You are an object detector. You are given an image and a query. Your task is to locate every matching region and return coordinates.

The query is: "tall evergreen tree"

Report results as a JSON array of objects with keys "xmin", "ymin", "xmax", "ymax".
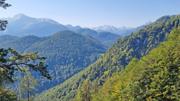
[{"xmin": 20, "ymin": 72, "xmax": 38, "ymax": 101}]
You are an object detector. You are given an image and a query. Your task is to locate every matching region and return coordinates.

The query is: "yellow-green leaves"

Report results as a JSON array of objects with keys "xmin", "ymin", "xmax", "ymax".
[{"xmin": 92, "ymin": 28, "xmax": 180, "ymax": 101}]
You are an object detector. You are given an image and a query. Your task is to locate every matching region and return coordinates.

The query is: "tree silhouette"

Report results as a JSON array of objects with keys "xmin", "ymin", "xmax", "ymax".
[
  {"xmin": 0, "ymin": 0, "xmax": 11, "ymax": 30},
  {"xmin": 0, "ymin": 1, "xmax": 51, "ymax": 100}
]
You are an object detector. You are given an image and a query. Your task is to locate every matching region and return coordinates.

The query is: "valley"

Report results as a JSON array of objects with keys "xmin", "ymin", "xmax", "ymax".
[{"xmin": 0, "ymin": 1, "xmax": 180, "ymax": 101}]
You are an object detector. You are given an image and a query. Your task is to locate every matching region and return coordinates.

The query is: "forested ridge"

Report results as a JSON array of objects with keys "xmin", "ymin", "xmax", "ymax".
[
  {"xmin": 1, "ymin": 0, "xmax": 180, "ymax": 101},
  {"xmin": 76, "ymin": 28, "xmax": 180, "ymax": 101},
  {"xmin": 34, "ymin": 15, "xmax": 180, "ymax": 101},
  {"xmin": 0, "ymin": 30, "xmax": 106, "ymax": 92}
]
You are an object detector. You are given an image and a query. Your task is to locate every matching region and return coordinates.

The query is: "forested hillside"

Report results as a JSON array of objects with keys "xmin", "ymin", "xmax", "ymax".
[
  {"xmin": 1, "ymin": 0, "xmax": 180, "ymax": 101},
  {"xmin": 0, "ymin": 30, "xmax": 106, "ymax": 92},
  {"xmin": 84, "ymin": 28, "xmax": 180, "ymax": 101},
  {"xmin": 0, "ymin": 35, "xmax": 43, "ymax": 52},
  {"xmin": 74, "ymin": 28, "xmax": 120, "ymax": 47},
  {"xmin": 34, "ymin": 15, "xmax": 180, "ymax": 101}
]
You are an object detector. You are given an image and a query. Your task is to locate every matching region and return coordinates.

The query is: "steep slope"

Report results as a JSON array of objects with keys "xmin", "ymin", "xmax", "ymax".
[
  {"xmin": 34, "ymin": 15, "xmax": 180, "ymax": 101},
  {"xmin": 0, "ymin": 31, "xmax": 106, "ymax": 92},
  {"xmin": 90, "ymin": 28, "xmax": 180, "ymax": 101},
  {"xmin": 26, "ymin": 30, "xmax": 106, "ymax": 68},
  {"xmin": 96, "ymin": 32, "xmax": 120, "ymax": 47},
  {"xmin": 25, "ymin": 31, "xmax": 106, "ymax": 91}
]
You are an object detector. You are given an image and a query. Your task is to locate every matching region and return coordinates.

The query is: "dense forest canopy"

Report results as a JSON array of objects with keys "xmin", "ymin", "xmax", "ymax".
[
  {"xmin": 1, "ymin": 1, "xmax": 180, "ymax": 101},
  {"xmin": 34, "ymin": 15, "xmax": 180, "ymax": 101},
  {"xmin": 86, "ymin": 28, "xmax": 180, "ymax": 101}
]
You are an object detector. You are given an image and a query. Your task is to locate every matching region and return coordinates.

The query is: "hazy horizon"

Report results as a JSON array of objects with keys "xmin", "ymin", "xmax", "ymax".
[{"xmin": 1, "ymin": 0, "xmax": 180, "ymax": 28}]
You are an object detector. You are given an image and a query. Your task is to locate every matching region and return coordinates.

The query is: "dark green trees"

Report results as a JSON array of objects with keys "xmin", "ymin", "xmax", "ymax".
[{"xmin": 132, "ymin": 29, "xmax": 180, "ymax": 101}]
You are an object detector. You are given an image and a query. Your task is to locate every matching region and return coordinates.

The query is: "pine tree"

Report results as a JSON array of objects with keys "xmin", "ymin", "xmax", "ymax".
[{"xmin": 20, "ymin": 72, "xmax": 37, "ymax": 101}]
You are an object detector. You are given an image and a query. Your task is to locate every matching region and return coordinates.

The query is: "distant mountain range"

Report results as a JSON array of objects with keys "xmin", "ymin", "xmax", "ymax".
[
  {"xmin": 0, "ymin": 14, "xmax": 133, "ymax": 46},
  {"xmin": 1, "ymin": 13, "xmax": 179, "ymax": 101},
  {"xmin": 93, "ymin": 25, "xmax": 135, "ymax": 36},
  {"xmin": 0, "ymin": 14, "xmax": 134, "ymax": 93},
  {"xmin": 0, "ymin": 14, "xmax": 133, "ymax": 37}
]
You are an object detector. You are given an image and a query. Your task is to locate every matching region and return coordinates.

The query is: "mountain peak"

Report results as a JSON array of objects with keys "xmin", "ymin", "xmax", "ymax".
[
  {"xmin": 1, "ymin": 14, "xmax": 69, "ymax": 37},
  {"xmin": 13, "ymin": 14, "xmax": 32, "ymax": 20}
]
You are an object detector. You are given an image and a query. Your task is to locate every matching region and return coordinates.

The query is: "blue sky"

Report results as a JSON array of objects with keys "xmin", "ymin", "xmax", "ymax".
[{"xmin": 1, "ymin": 0, "xmax": 180, "ymax": 27}]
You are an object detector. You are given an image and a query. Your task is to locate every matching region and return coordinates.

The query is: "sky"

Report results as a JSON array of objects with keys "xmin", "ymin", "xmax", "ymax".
[{"xmin": 1, "ymin": 0, "xmax": 180, "ymax": 28}]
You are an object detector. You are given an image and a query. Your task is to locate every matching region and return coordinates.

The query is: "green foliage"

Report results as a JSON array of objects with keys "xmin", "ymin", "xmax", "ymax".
[
  {"xmin": 0, "ymin": 31, "xmax": 106, "ymax": 92},
  {"xmin": 35, "ymin": 15, "xmax": 180, "ymax": 101},
  {"xmin": 0, "ymin": 48, "xmax": 51, "ymax": 82},
  {"xmin": 0, "ymin": 48, "xmax": 50, "ymax": 101},
  {"xmin": 92, "ymin": 28, "xmax": 180, "ymax": 101},
  {"xmin": 0, "ymin": 88, "xmax": 16, "ymax": 101},
  {"xmin": 74, "ymin": 80, "xmax": 92, "ymax": 101},
  {"xmin": 19, "ymin": 72, "xmax": 38, "ymax": 101}
]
